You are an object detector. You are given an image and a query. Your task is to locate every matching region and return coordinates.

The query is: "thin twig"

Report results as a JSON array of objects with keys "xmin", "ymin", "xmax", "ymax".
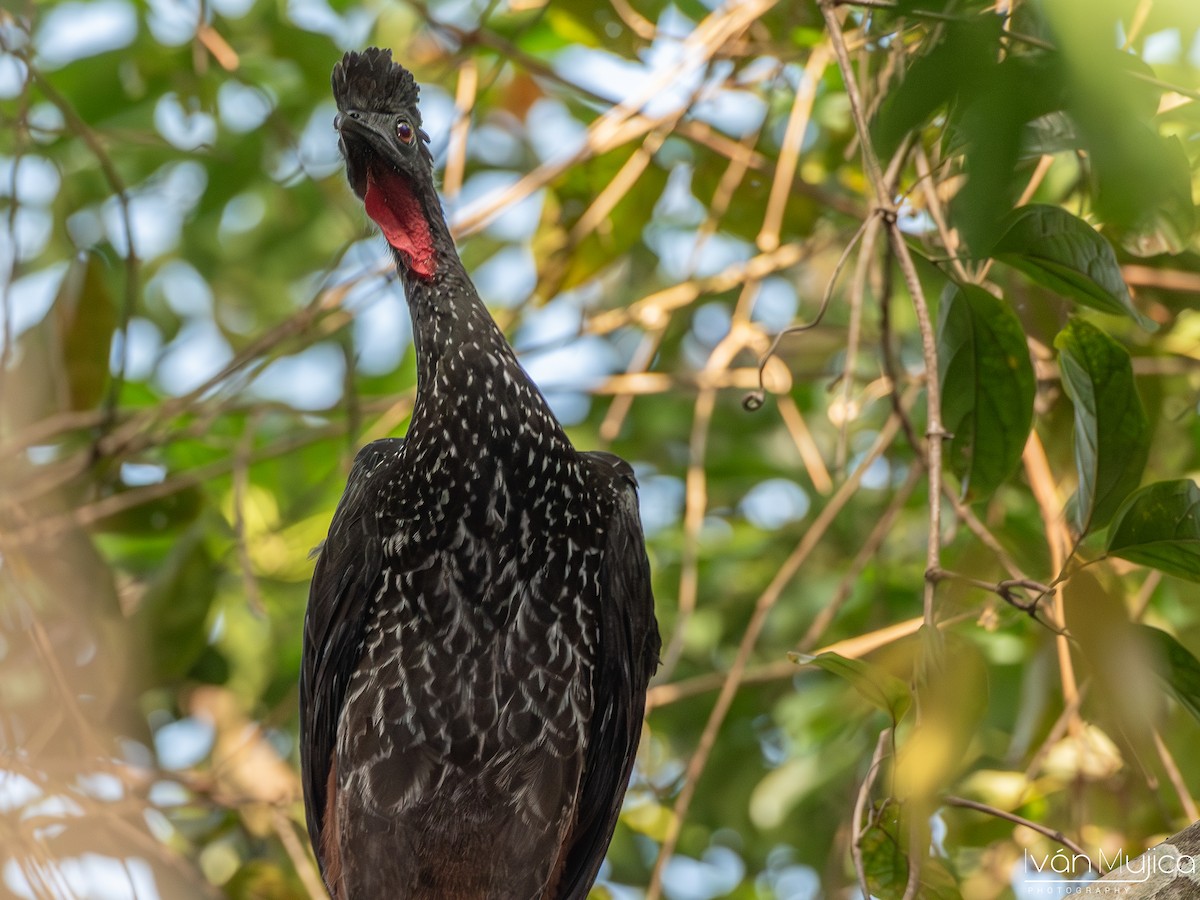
[
  {"xmin": 946, "ymin": 796, "xmax": 1094, "ymax": 867},
  {"xmin": 853, "ymin": 729, "xmax": 893, "ymax": 896},
  {"xmin": 659, "ymin": 322, "xmax": 766, "ymax": 680},
  {"xmin": 746, "ymin": 220, "xmax": 869, "ymax": 411},
  {"xmin": 443, "ymin": 57, "xmax": 477, "ymax": 199},
  {"xmin": 1152, "ymin": 731, "xmax": 1199, "ymax": 823},
  {"xmin": 232, "ymin": 413, "xmax": 266, "ymax": 616},
  {"xmin": 448, "ymin": 0, "xmax": 779, "ymax": 237},
  {"xmin": 273, "ymin": 809, "xmax": 328, "ymax": 900},
  {"xmin": 799, "ymin": 464, "xmax": 922, "ymax": 652}
]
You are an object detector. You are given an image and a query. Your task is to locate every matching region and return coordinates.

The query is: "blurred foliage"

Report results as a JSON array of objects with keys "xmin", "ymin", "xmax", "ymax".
[{"xmin": 1, "ymin": 0, "xmax": 1200, "ymax": 898}]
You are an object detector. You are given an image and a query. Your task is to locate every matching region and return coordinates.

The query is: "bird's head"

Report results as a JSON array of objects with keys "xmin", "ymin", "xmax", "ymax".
[{"xmin": 332, "ymin": 48, "xmax": 439, "ymax": 279}]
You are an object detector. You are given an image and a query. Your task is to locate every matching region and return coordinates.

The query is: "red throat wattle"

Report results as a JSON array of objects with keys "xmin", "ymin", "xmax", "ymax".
[{"xmin": 364, "ymin": 166, "xmax": 436, "ymax": 279}]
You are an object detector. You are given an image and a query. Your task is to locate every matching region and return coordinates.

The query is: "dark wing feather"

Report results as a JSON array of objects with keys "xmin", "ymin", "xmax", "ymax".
[
  {"xmin": 299, "ymin": 438, "xmax": 403, "ymax": 873},
  {"xmin": 559, "ymin": 451, "xmax": 661, "ymax": 900}
]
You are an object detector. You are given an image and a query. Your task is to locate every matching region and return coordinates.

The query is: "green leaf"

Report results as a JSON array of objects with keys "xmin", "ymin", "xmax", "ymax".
[
  {"xmin": 949, "ymin": 55, "xmax": 1067, "ymax": 253},
  {"xmin": 937, "ymin": 283, "xmax": 1035, "ymax": 500},
  {"xmin": 1136, "ymin": 625, "xmax": 1200, "ymax": 727},
  {"xmin": 791, "ymin": 651, "xmax": 911, "ymax": 722},
  {"xmin": 1055, "ymin": 318, "xmax": 1149, "ymax": 534},
  {"xmin": 53, "ymin": 253, "xmax": 117, "ymax": 411},
  {"xmin": 992, "ymin": 205, "xmax": 1155, "ymax": 330},
  {"xmin": 871, "ymin": 16, "xmax": 1002, "ymax": 159},
  {"xmin": 135, "ymin": 524, "xmax": 218, "ymax": 684},
  {"xmin": 90, "ymin": 482, "xmax": 206, "ymax": 535},
  {"xmin": 1107, "ymin": 480, "xmax": 1200, "ymax": 581},
  {"xmin": 860, "ymin": 801, "xmax": 960, "ymax": 900}
]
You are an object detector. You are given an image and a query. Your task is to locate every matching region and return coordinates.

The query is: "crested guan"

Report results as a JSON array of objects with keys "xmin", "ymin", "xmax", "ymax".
[{"xmin": 299, "ymin": 48, "xmax": 661, "ymax": 900}]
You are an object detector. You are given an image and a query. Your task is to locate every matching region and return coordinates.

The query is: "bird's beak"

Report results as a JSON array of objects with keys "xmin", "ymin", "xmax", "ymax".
[
  {"xmin": 335, "ymin": 109, "xmax": 438, "ymax": 279},
  {"xmin": 336, "ymin": 112, "xmax": 406, "ymax": 201}
]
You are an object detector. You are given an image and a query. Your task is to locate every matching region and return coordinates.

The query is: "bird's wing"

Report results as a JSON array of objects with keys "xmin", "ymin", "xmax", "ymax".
[
  {"xmin": 559, "ymin": 451, "xmax": 661, "ymax": 900},
  {"xmin": 299, "ymin": 438, "xmax": 403, "ymax": 868}
]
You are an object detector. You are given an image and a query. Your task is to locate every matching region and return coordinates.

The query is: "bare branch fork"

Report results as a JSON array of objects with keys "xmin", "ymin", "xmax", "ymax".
[{"xmin": 816, "ymin": 0, "xmax": 946, "ymax": 630}]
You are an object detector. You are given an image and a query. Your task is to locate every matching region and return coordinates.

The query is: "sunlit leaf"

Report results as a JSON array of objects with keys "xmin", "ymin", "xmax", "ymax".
[
  {"xmin": 1107, "ymin": 480, "xmax": 1200, "ymax": 581},
  {"xmin": 1041, "ymin": 5, "xmax": 1198, "ymax": 247},
  {"xmin": 1055, "ymin": 318, "xmax": 1149, "ymax": 534},
  {"xmin": 896, "ymin": 629, "xmax": 987, "ymax": 803},
  {"xmin": 1063, "ymin": 570, "xmax": 1157, "ymax": 757},
  {"xmin": 791, "ymin": 650, "xmax": 911, "ymax": 722},
  {"xmin": 992, "ymin": 205, "xmax": 1155, "ymax": 330},
  {"xmin": 620, "ymin": 801, "xmax": 676, "ymax": 842},
  {"xmin": 937, "ymin": 283, "xmax": 1035, "ymax": 500}
]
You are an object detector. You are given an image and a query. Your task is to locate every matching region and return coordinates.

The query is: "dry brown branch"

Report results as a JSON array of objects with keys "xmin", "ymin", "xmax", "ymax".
[
  {"xmin": 570, "ymin": 125, "xmax": 671, "ymax": 243},
  {"xmin": 594, "ymin": 363, "xmax": 793, "ymax": 396},
  {"xmin": 450, "ymin": 0, "xmax": 779, "ymax": 237},
  {"xmin": 443, "ymin": 57, "xmax": 478, "ymax": 199},
  {"xmin": 274, "ymin": 809, "xmax": 328, "ymax": 900},
  {"xmin": 1123, "ymin": 265, "xmax": 1200, "ymax": 293},
  {"xmin": 608, "ymin": 0, "xmax": 656, "ymax": 39},
  {"xmin": 588, "ymin": 241, "xmax": 810, "ymax": 336},
  {"xmin": 834, "ymin": 214, "xmax": 878, "ymax": 470},
  {"xmin": 598, "ymin": 327, "xmax": 665, "ymax": 443},
  {"xmin": 1021, "ymin": 430, "xmax": 1081, "ymax": 721},
  {"xmin": 912, "ymin": 144, "xmax": 969, "ymax": 282},
  {"xmin": 196, "ymin": 22, "xmax": 239, "ymax": 72},
  {"xmin": 688, "ymin": 118, "xmax": 771, "ymax": 276},
  {"xmin": 757, "ymin": 46, "xmax": 830, "ymax": 252},
  {"xmin": 945, "ymin": 490, "xmax": 1026, "ymax": 582},
  {"xmin": 646, "ymin": 614, "xmax": 935, "ymax": 710},
  {"xmin": 776, "ymin": 395, "xmax": 833, "ymax": 495}
]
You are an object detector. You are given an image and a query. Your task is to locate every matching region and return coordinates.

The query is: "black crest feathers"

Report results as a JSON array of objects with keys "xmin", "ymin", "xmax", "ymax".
[{"xmin": 331, "ymin": 48, "xmax": 422, "ymax": 124}]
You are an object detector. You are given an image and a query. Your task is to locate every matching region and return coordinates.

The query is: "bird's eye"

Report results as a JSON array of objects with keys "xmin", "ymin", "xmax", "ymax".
[{"xmin": 397, "ymin": 120, "xmax": 415, "ymax": 144}]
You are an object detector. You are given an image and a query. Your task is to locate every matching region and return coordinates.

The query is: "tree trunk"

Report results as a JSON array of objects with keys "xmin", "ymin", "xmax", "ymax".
[{"xmin": 1095, "ymin": 820, "xmax": 1200, "ymax": 897}]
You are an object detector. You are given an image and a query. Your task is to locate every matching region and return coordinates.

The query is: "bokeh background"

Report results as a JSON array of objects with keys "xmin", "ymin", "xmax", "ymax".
[{"xmin": 3, "ymin": 0, "xmax": 1200, "ymax": 897}]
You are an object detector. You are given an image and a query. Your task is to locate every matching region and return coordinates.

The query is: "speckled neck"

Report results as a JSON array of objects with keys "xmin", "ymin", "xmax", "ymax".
[{"xmin": 396, "ymin": 237, "xmax": 576, "ymax": 472}]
